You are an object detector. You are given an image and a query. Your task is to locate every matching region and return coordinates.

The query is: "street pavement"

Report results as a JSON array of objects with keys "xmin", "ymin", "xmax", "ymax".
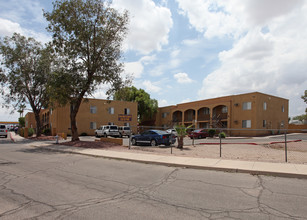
[{"xmin": 7, "ymin": 132, "xmax": 307, "ymax": 179}]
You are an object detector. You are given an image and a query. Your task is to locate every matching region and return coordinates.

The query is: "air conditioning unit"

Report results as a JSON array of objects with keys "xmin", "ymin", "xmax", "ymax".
[
  {"xmin": 234, "ymin": 120, "xmax": 238, "ymax": 124},
  {"xmin": 234, "ymin": 103, "xmax": 239, "ymax": 107}
]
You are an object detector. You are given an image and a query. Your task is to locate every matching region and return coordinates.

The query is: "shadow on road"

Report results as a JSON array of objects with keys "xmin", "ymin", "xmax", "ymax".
[{"xmin": 17, "ymin": 146, "xmax": 66, "ymax": 155}]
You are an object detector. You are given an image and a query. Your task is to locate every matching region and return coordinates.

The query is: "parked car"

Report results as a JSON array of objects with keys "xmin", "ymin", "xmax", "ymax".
[
  {"xmin": 131, "ymin": 130, "xmax": 176, "ymax": 146},
  {"xmin": 188, "ymin": 129, "xmax": 209, "ymax": 139},
  {"xmin": 118, "ymin": 126, "xmax": 131, "ymax": 137},
  {"xmin": 0, "ymin": 124, "xmax": 8, "ymax": 138},
  {"xmin": 166, "ymin": 128, "xmax": 178, "ymax": 137},
  {"xmin": 95, "ymin": 125, "xmax": 120, "ymax": 138}
]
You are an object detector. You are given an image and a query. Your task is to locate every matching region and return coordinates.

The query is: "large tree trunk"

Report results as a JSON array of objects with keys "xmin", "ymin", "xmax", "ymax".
[
  {"xmin": 34, "ymin": 111, "xmax": 42, "ymax": 137},
  {"xmin": 70, "ymin": 110, "xmax": 79, "ymax": 141},
  {"xmin": 70, "ymin": 99, "xmax": 82, "ymax": 142}
]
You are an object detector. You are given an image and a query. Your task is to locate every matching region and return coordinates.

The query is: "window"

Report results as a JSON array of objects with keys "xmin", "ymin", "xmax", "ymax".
[
  {"xmin": 124, "ymin": 108, "xmax": 130, "ymax": 115},
  {"xmin": 162, "ymin": 112, "xmax": 168, "ymax": 118},
  {"xmin": 281, "ymin": 121, "xmax": 284, "ymax": 127},
  {"xmin": 90, "ymin": 105, "xmax": 97, "ymax": 114},
  {"xmin": 203, "ymin": 108, "xmax": 210, "ymax": 114},
  {"xmin": 282, "ymin": 105, "xmax": 285, "ymax": 112},
  {"xmin": 124, "ymin": 123, "xmax": 130, "ymax": 126},
  {"xmin": 108, "ymin": 122, "xmax": 114, "ymax": 125},
  {"xmin": 222, "ymin": 106, "xmax": 228, "ymax": 113},
  {"xmin": 108, "ymin": 107, "xmax": 114, "ymax": 114},
  {"xmin": 263, "ymin": 120, "xmax": 266, "ymax": 128},
  {"xmin": 243, "ymin": 102, "xmax": 251, "ymax": 110},
  {"xmin": 242, "ymin": 120, "xmax": 251, "ymax": 128},
  {"xmin": 90, "ymin": 122, "xmax": 96, "ymax": 129},
  {"xmin": 263, "ymin": 102, "xmax": 267, "ymax": 110}
]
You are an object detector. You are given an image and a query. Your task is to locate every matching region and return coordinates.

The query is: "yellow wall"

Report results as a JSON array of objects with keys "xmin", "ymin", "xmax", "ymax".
[
  {"xmin": 51, "ymin": 99, "xmax": 138, "ymax": 136},
  {"xmin": 155, "ymin": 92, "xmax": 289, "ymax": 136}
]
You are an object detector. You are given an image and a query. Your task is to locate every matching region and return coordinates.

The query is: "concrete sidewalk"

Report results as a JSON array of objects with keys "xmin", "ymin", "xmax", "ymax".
[{"xmin": 10, "ymin": 132, "xmax": 307, "ymax": 179}]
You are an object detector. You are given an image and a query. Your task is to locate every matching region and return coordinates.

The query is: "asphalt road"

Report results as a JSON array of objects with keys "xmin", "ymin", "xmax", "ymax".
[{"xmin": 1, "ymin": 142, "xmax": 307, "ymax": 219}]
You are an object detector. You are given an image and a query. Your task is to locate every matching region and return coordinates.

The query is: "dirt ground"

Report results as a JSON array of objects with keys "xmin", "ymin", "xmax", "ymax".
[{"xmin": 57, "ymin": 139, "xmax": 307, "ymax": 164}]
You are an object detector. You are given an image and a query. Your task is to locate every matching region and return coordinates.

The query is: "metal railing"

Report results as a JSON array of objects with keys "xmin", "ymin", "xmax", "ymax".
[{"xmin": 124, "ymin": 126, "xmax": 307, "ymax": 164}]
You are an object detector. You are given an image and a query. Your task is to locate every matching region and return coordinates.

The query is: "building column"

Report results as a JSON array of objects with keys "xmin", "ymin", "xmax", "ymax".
[
  {"xmin": 195, "ymin": 109, "xmax": 198, "ymax": 128},
  {"xmin": 210, "ymin": 107, "xmax": 213, "ymax": 128}
]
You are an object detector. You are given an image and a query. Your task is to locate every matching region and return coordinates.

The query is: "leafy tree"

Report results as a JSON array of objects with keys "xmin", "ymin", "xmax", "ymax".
[
  {"xmin": 0, "ymin": 33, "xmax": 53, "ymax": 137},
  {"xmin": 114, "ymin": 86, "xmax": 158, "ymax": 122},
  {"xmin": 302, "ymin": 90, "xmax": 307, "ymax": 113},
  {"xmin": 292, "ymin": 114, "xmax": 307, "ymax": 122},
  {"xmin": 292, "ymin": 90, "xmax": 307, "ymax": 122},
  {"xmin": 18, "ymin": 117, "xmax": 25, "ymax": 128},
  {"xmin": 44, "ymin": 0, "xmax": 129, "ymax": 141}
]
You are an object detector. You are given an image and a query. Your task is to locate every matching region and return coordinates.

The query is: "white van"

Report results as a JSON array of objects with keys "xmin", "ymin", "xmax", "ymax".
[
  {"xmin": 0, "ymin": 124, "xmax": 8, "ymax": 138},
  {"xmin": 95, "ymin": 125, "xmax": 120, "ymax": 138},
  {"xmin": 118, "ymin": 126, "xmax": 131, "ymax": 137}
]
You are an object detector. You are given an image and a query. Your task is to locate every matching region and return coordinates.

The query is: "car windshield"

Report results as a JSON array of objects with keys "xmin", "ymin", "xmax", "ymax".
[
  {"xmin": 194, "ymin": 129, "xmax": 202, "ymax": 133},
  {"xmin": 124, "ymin": 127, "xmax": 130, "ymax": 130},
  {"xmin": 0, "ymin": 125, "xmax": 6, "ymax": 129},
  {"xmin": 110, "ymin": 126, "xmax": 118, "ymax": 130},
  {"xmin": 154, "ymin": 130, "xmax": 167, "ymax": 135}
]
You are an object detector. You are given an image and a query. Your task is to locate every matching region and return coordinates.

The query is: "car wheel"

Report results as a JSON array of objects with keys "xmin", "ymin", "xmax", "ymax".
[
  {"xmin": 198, "ymin": 135, "xmax": 202, "ymax": 139},
  {"xmin": 150, "ymin": 139, "xmax": 157, "ymax": 146},
  {"xmin": 131, "ymin": 138, "xmax": 137, "ymax": 146},
  {"xmin": 165, "ymin": 143, "xmax": 171, "ymax": 146},
  {"xmin": 5, "ymin": 135, "xmax": 7, "ymax": 138}
]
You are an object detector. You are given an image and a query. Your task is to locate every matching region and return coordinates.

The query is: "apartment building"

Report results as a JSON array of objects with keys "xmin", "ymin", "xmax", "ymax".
[
  {"xmin": 25, "ymin": 98, "xmax": 138, "ymax": 136},
  {"xmin": 155, "ymin": 92, "xmax": 289, "ymax": 136}
]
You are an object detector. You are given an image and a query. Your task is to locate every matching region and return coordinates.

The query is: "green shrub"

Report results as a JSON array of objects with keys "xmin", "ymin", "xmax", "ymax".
[
  {"xmin": 43, "ymin": 128, "xmax": 51, "ymax": 136},
  {"xmin": 219, "ymin": 132, "xmax": 226, "ymax": 138},
  {"xmin": 208, "ymin": 129, "xmax": 216, "ymax": 137},
  {"xmin": 28, "ymin": 128, "xmax": 35, "ymax": 137}
]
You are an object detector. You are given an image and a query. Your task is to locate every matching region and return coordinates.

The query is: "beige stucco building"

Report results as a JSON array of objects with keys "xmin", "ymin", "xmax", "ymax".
[
  {"xmin": 155, "ymin": 92, "xmax": 289, "ymax": 136},
  {"xmin": 25, "ymin": 98, "xmax": 138, "ymax": 136}
]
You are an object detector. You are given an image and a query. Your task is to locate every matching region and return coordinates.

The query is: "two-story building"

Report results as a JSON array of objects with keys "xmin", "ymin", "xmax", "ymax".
[
  {"xmin": 25, "ymin": 98, "xmax": 138, "ymax": 136},
  {"xmin": 155, "ymin": 92, "xmax": 288, "ymax": 136}
]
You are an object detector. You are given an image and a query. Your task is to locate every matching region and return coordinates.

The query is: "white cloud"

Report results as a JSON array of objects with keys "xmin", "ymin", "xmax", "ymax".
[
  {"xmin": 158, "ymin": 99, "xmax": 168, "ymax": 107},
  {"xmin": 123, "ymin": 61, "xmax": 144, "ymax": 79},
  {"xmin": 180, "ymin": 98, "xmax": 191, "ymax": 104},
  {"xmin": 0, "ymin": 18, "xmax": 23, "ymax": 37},
  {"xmin": 176, "ymin": 0, "xmax": 307, "ymax": 116},
  {"xmin": 142, "ymin": 80, "xmax": 161, "ymax": 93},
  {"xmin": 174, "ymin": 72, "xmax": 194, "ymax": 84},
  {"xmin": 113, "ymin": 0, "xmax": 173, "ymax": 54}
]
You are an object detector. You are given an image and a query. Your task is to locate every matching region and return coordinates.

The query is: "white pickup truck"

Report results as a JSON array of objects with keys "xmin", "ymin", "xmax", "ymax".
[{"xmin": 95, "ymin": 125, "xmax": 120, "ymax": 138}]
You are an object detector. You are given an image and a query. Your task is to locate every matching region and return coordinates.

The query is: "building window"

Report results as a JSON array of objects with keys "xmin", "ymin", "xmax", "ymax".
[
  {"xmin": 243, "ymin": 102, "xmax": 252, "ymax": 110},
  {"xmin": 242, "ymin": 120, "xmax": 251, "ymax": 128},
  {"xmin": 108, "ymin": 107, "xmax": 114, "ymax": 114},
  {"xmin": 263, "ymin": 102, "xmax": 267, "ymax": 110},
  {"xmin": 124, "ymin": 123, "xmax": 130, "ymax": 126},
  {"xmin": 203, "ymin": 108, "xmax": 210, "ymax": 114},
  {"xmin": 281, "ymin": 121, "xmax": 284, "ymax": 127},
  {"xmin": 90, "ymin": 122, "xmax": 96, "ymax": 129},
  {"xmin": 263, "ymin": 120, "xmax": 266, "ymax": 128},
  {"xmin": 90, "ymin": 105, "xmax": 97, "ymax": 114},
  {"xmin": 222, "ymin": 106, "xmax": 227, "ymax": 113},
  {"xmin": 282, "ymin": 105, "xmax": 285, "ymax": 112},
  {"xmin": 108, "ymin": 122, "xmax": 114, "ymax": 125},
  {"xmin": 124, "ymin": 108, "xmax": 130, "ymax": 115},
  {"xmin": 162, "ymin": 112, "xmax": 168, "ymax": 118}
]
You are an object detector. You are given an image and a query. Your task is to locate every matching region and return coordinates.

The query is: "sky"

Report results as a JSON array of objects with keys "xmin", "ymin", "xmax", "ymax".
[{"xmin": 0, "ymin": 0, "xmax": 307, "ymax": 122}]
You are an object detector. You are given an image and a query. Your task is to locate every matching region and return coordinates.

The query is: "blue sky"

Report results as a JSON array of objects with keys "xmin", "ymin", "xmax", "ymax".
[{"xmin": 0, "ymin": 0, "xmax": 307, "ymax": 121}]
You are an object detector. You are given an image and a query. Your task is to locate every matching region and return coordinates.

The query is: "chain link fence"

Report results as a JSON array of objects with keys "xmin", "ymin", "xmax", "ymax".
[{"xmin": 123, "ymin": 125, "xmax": 307, "ymax": 164}]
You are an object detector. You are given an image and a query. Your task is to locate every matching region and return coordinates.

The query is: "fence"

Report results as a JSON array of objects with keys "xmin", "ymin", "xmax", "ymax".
[{"xmin": 124, "ymin": 126, "xmax": 307, "ymax": 164}]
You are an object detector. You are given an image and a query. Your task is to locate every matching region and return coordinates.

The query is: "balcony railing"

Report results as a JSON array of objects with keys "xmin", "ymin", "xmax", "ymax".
[{"xmin": 197, "ymin": 115, "xmax": 210, "ymax": 121}]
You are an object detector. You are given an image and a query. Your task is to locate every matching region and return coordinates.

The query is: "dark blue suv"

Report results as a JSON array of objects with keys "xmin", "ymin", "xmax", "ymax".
[{"xmin": 131, "ymin": 130, "xmax": 176, "ymax": 146}]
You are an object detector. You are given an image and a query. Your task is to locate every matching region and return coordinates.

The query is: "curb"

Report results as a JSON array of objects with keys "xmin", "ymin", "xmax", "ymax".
[{"xmin": 30, "ymin": 144, "xmax": 307, "ymax": 180}]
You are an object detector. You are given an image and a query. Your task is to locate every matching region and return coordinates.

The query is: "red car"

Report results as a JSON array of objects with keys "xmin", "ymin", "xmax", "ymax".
[{"xmin": 188, "ymin": 129, "xmax": 209, "ymax": 139}]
